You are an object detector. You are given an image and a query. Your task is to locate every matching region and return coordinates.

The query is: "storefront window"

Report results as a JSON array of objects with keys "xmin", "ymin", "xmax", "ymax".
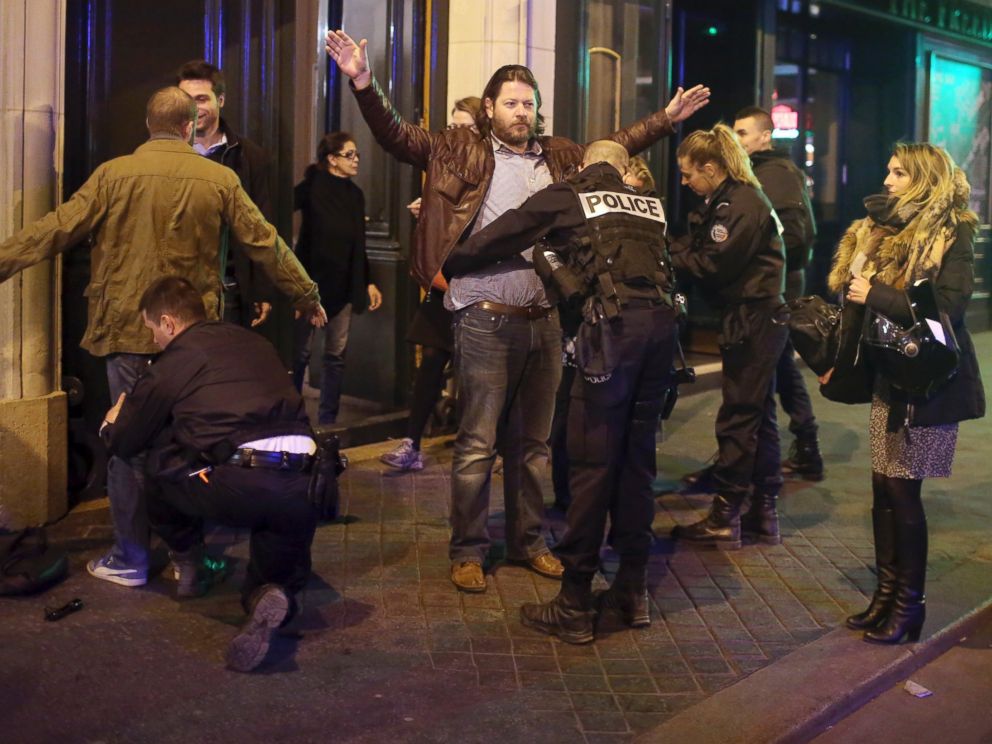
[{"xmin": 929, "ymin": 54, "xmax": 992, "ymax": 222}]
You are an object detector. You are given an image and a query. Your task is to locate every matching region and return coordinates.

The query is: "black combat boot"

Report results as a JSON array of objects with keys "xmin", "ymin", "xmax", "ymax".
[
  {"xmin": 864, "ymin": 515, "xmax": 927, "ymax": 644},
  {"xmin": 520, "ymin": 572, "xmax": 595, "ymax": 644},
  {"xmin": 596, "ymin": 561, "xmax": 650, "ymax": 628},
  {"xmin": 846, "ymin": 508, "xmax": 897, "ymax": 630},
  {"xmin": 671, "ymin": 493, "xmax": 743, "ymax": 550},
  {"xmin": 781, "ymin": 438, "xmax": 824, "ymax": 481},
  {"xmin": 741, "ymin": 492, "xmax": 782, "ymax": 545}
]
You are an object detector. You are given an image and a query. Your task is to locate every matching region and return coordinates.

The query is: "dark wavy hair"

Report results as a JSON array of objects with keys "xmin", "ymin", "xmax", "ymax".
[{"xmin": 477, "ymin": 65, "xmax": 544, "ymax": 139}]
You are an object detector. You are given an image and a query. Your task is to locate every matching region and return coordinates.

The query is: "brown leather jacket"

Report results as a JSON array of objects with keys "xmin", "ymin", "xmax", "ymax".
[{"xmin": 353, "ymin": 77, "xmax": 677, "ymax": 288}]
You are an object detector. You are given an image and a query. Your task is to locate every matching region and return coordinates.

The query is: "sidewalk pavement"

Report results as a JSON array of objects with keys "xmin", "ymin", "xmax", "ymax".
[{"xmin": 1, "ymin": 335, "xmax": 990, "ymax": 744}]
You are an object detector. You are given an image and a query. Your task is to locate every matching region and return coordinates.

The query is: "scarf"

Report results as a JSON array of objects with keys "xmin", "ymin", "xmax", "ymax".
[{"xmin": 827, "ymin": 168, "xmax": 975, "ymax": 293}]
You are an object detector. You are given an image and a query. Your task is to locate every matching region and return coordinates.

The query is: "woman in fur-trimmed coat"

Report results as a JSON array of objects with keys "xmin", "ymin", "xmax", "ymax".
[{"xmin": 823, "ymin": 143, "xmax": 984, "ymax": 645}]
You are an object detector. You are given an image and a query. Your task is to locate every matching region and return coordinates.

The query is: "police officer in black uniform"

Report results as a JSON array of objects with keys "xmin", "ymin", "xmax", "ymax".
[
  {"xmin": 101, "ymin": 276, "xmax": 321, "ymax": 672},
  {"xmin": 669, "ymin": 125, "xmax": 788, "ymax": 548},
  {"xmin": 446, "ymin": 140, "xmax": 678, "ymax": 644}
]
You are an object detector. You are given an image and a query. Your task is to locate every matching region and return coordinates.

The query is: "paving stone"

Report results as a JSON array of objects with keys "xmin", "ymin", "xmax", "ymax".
[
  {"xmin": 645, "ymin": 657, "xmax": 691, "ymax": 675},
  {"xmin": 616, "ymin": 694, "xmax": 672, "ymax": 713},
  {"xmin": 570, "ymin": 693, "xmax": 622, "ymax": 712},
  {"xmin": 519, "ymin": 672, "xmax": 566, "ymax": 691},
  {"xmin": 515, "ymin": 654, "xmax": 559, "ymax": 673},
  {"xmin": 564, "ymin": 674, "xmax": 611, "ymax": 692},
  {"xmin": 473, "ymin": 653, "xmax": 516, "ymax": 670},
  {"xmin": 608, "ymin": 675, "xmax": 658, "ymax": 694},
  {"xmin": 602, "ymin": 658, "xmax": 648, "ymax": 675},
  {"xmin": 523, "ymin": 690, "xmax": 575, "ymax": 712},
  {"xmin": 478, "ymin": 670, "xmax": 518, "ymax": 689},
  {"xmin": 578, "ymin": 711, "xmax": 630, "ymax": 733},
  {"xmin": 653, "ymin": 675, "xmax": 700, "ymax": 693}
]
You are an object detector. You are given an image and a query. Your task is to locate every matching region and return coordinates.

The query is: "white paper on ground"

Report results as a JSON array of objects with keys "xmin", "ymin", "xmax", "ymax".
[
  {"xmin": 903, "ymin": 680, "xmax": 934, "ymax": 698},
  {"xmin": 925, "ymin": 318, "xmax": 947, "ymax": 345}
]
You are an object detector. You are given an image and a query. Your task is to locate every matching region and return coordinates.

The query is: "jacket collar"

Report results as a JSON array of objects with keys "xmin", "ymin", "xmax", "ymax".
[{"xmin": 137, "ymin": 138, "xmax": 198, "ymax": 155}]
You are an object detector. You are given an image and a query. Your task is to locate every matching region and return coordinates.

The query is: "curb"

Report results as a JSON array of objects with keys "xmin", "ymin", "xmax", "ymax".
[{"xmin": 637, "ymin": 555, "xmax": 992, "ymax": 744}]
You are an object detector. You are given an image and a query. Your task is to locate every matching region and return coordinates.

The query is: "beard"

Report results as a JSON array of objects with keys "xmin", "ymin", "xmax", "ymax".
[{"xmin": 491, "ymin": 116, "xmax": 535, "ymax": 146}]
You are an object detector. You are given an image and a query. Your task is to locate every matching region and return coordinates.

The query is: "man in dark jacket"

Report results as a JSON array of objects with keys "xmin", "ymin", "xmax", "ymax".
[
  {"xmin": 734, "ymin": 106, "xmax": 823, "ymax": 480},
  {"xmin": 101, "ymin": 276, "xmax": 318, "ymax": 673},
  {"xmin": 326, "ymin": 29, "xmax": 709, "ymax": 593},
  {"xmin": 178, "ymin": 60, "xmax": 276, "ymax": 328},
  {"xmin": 447, "ymin": 141, "xmax": 678, "ymax": 643}
]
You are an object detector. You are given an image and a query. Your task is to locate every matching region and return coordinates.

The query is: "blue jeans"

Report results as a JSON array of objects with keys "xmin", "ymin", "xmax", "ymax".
[
  {"xmin": 292, "ymin": 304, "xmax": 352, "ymax": 425},
  {"xmin": 105, "ymin": 353, "xmax": 153, "ymax": 567},
  {"xmin": 449, "ymin": 305, "xmax": 562, "ymax": 564}
]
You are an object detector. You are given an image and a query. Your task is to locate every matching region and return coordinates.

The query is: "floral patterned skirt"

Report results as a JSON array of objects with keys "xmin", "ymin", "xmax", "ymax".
[{"xmin": 869, "ymin": 394, "xmax": 958, "ymax": 479}]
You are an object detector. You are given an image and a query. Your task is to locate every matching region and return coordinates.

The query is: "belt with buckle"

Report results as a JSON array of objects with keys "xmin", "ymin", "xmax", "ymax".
[
  {"xmin": 227, "ymin": 448, "xmax": 314, "ymax": 472},
  {"xmin": 470, "ymin": 300, "xmax": 552, "ymax": 320}
]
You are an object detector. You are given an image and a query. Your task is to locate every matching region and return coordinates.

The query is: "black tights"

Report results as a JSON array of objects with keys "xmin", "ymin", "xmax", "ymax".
[
  {"xmin": 406, "ymin": 345, "xmax": 452, "ymax": 449},
  {"xmin": 871, "ymin": 472, "xmax": 925, "ymax": 522}
]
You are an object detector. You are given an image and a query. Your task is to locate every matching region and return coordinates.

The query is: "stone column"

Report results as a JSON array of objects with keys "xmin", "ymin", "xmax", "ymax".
[
  {"xmin": 0, "ymin": 0, "xmax": 68, "ymax": 528},
  {"xmin": 447, "ymin": 0, "xmax": 557, "ymax": 132}
]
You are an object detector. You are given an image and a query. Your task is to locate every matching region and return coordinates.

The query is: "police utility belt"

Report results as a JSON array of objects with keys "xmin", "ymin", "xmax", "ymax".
[{"xmin": 227, "ymin": 447, "xmax": 315, "ymax": 472}]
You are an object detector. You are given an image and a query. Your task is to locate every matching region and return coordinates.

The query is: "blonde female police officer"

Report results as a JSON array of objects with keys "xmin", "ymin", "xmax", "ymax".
[{"xmin": 669, "ymin": 125, "xmax": 788, "ymax": 549}]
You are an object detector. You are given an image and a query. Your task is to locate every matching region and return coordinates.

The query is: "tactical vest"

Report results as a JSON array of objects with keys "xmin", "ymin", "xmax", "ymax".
[{"xmin": 553, "ymin": 169, "xmax": 674, "ymax": 317}]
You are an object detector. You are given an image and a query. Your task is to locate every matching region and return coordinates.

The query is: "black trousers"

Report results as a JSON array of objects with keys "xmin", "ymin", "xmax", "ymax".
[
  {"xmin": 713, "ymin": 307, "xmax": 789, "ymax": 500},
  {"xmin": 776, "ymin": 269, "xmax": 817, "ymax": 439},
  {"xmin": 147, "ymin": 464, "xmax": 317, "ymax": 608},
  {"xmin": 555, "ymin": 304, "xmax": 678, "ymax": 577},
  {"xmin": 550, "ymin": 363, "xmax": 577, "ymax": 507}
]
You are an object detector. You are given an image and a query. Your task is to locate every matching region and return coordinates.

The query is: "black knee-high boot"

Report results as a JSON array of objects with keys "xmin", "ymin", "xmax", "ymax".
[
  {"xmin": 865, "ymin": 478, "xmax": 927, "ymax": 644},
  {"xmin": 847, "ymin": 473, "xmax": 898, "ymax": 630}
]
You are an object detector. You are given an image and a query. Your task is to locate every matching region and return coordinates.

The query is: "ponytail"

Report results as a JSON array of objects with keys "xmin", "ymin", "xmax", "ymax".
[{"xmin": 677, "ymin": 124, "xmax": 761, "ymax": 190}]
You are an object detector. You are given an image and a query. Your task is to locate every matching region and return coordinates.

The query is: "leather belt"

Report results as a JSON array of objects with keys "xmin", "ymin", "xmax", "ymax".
[
  {"xmin": 227, "ymin": 448, "xmax": 314, "ymax": 472},
  {"xmin": 471, "ymin": 300, "xmax": 553, "ymax": 320}
]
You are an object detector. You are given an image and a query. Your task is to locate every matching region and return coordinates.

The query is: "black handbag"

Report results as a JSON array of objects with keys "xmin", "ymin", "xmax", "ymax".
[
  {"xmin": 779, "ymin": 295, "xmax": 841, "ymax": 376},
  {"xmin": 820, "ymin": 301, "xmax": 874, "ymax": 404},
  {"xmin": 863, "ymin": 279, "xmax": 959, "ymax": 397}
]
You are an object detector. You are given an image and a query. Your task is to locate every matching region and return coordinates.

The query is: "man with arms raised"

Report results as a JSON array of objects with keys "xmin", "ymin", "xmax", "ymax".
[{"xmin": 326, "ymin": 29, "xmax": 708, "ymax": 592}]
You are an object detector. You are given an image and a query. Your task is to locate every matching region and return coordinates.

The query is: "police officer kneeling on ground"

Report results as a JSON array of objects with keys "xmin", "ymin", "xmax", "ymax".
[
  {"xmin": 100, "ymin": 276, "xmax": 320, "ymax": 672},
  {"xmin": 446, "ymin": 140, "xmax": 678, "ymax": 643}
]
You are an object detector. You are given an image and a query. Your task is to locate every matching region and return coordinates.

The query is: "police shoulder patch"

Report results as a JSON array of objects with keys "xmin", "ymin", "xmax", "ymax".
[{"xmin": 710, "ymin": 223, "xmax": 729, "ymax": 243}]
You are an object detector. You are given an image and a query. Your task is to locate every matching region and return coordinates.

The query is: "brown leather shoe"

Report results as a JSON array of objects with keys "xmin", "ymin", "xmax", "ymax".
[
  {"xmin": 524, "ymin": 552, "xmax": 564, "ymax": 579},
  {"xmin": 451, "ymin": 561, "xmax": 486, "ymax": 592}
]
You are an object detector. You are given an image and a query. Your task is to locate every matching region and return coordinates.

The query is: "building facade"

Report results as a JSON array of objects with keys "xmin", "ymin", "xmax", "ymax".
[{"xmin": 1, "ymin": 0, "xmax": 989, "ymax": 523}]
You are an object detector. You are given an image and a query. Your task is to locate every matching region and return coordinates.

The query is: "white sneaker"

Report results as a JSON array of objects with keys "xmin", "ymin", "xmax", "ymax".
[{"xmin": 380, "ymin": 438, "xmax": 425, "ymax": 471}]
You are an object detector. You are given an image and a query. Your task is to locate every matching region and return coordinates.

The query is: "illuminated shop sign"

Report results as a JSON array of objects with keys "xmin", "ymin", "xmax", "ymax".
[
  {"xmin": 824, "ymin": 0, "xmax": 992, "ymax": 43},
  {"xmin": 771, "ymin": 104, "xmax": 799, "ymax": 140}
]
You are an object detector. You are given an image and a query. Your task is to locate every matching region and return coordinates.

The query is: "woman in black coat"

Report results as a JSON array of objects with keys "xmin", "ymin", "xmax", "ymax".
[
  {"xmin": 824, "ymin": 143, "xmax": 984, "ymax": 644},
  {"xmin": 292, "ymin": 131, "xmax": 382, "ymax": 425}
]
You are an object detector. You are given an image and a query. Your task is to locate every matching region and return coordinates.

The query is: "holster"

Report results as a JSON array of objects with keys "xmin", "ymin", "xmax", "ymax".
[{"xmin": 307, "ymin": 432, "xmax": 348, "ymax": 521}]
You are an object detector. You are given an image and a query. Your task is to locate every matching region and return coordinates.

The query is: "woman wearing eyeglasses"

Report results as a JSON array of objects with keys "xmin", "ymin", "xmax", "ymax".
[
  {"xmin": 293, "ymin": 131, "xmax": 383, "ymax": 424},
  {"xmin": 381, "ymin": 97, "xmax": 481, "ymax": 471},
  {"xmin": 824, "ymin": 143, "xmax": 984, "ymax": 644}
]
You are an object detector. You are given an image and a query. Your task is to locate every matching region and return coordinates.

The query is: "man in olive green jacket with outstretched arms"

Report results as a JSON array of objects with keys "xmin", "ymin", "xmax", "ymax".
[{"xmin": 0, "ymin": 86, "xmax": 327, "ymax": 589}]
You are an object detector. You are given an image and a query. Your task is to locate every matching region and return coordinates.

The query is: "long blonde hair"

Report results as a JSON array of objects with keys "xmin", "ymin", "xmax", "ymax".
[
  {"xmin": 677, "ymin": 124, "xmax": 761, "ymax": 190},
  {"xmin": 891, "ymin": 142, "xmax": 970, "ymax": 215}
]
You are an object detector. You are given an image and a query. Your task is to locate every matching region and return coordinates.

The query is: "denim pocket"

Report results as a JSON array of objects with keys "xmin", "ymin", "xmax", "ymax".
[{"xmin": 457, "ymin": 307, "xmax": 507, "ymax": 335}]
